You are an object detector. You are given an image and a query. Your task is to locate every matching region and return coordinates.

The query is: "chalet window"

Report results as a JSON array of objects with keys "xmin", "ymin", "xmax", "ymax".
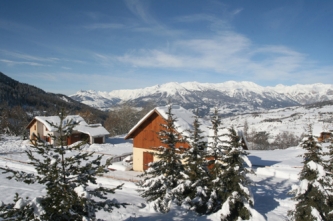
[
  {"xmin": 45, "ymin": 127, "xmax": 48, "ymax": 131},
  {"xmin": 34, "ymin": 125, "xmax": 36, "ymax": 130}
]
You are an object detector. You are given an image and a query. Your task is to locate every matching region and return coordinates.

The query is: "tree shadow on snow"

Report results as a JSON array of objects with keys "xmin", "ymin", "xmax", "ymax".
[
  {"xmin": 250, "ymin": 176, "xmax": 292, "ymax": 220},
  {"xmin": 248, "ymin": 156, "xmax": 280, "ymax": 167},
  {"xmin": 122, "ymin": 205, "xmax": 213, "ymax": 221}
]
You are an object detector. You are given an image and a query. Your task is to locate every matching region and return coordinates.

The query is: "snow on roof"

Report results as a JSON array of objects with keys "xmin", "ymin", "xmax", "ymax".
[
  {"xmin": 155, "ymin": 105, "xmax": 196, "ymax": 137},
  {"xmin": 75, "ymin": 124, "xmax": 110, "ymax": 137},
  {"xmin": 34, "ymin": 115, "xmax": 109, "ymax": 137},
  {"xmin": 35, "ymin": 115, "xmax": 87, "ymax": 132}
]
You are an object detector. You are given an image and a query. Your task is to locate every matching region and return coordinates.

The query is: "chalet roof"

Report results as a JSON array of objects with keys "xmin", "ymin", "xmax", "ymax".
[
  {"xmin": 125, "ymin": 105, "xmax": 210, "ymax": 140},
  {"xmin": 27, "ymin": 115, "xmax": 109, "ymax": 137}
]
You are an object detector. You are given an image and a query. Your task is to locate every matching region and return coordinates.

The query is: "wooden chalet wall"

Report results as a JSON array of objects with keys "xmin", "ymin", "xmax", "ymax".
[{"xmin": 131, "ymin": 111, "xmax": 190, "ymax": 150}]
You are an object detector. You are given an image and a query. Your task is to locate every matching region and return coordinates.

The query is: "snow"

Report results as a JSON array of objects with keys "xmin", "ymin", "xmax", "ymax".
[
  {"xmin": 34, "ymin": 115, "xmax": 86, "ymax": 132},
  {"xmin": 0, "ymin": 133, "xmax": 315, "ymax": 220},
  {"xmin": 70, "ymin": 81, "xmax": 333, "ymax": 110},
  {"xmin": 33, "ymin": 115, "xmax": 109, "ymax": 136},
  {"xmin": 307, "ymin": 160, "xmax": 326, "ymax": 179}
]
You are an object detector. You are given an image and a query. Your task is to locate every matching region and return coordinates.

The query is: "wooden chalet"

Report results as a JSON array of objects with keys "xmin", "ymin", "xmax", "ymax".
[
  {"xmin": 125, "ymin": 105, "xmax": 197, "ymax": 171},
  {"xmin": 125, "ymin": 105, "xmax": 249, "ymax": 172},
  {"xmin": 313, "ymin": 125, "xmax": 333, "ymax": 143}
]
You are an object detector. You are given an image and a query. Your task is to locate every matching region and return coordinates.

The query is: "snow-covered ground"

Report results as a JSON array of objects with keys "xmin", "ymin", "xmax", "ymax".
[
  {"xmin": 0, "ymin": 134, "xmax": 319, "ymax": 220},
  {"xmin": 221, "ymin": 103, "xmax": 333, "ymax": 141}
]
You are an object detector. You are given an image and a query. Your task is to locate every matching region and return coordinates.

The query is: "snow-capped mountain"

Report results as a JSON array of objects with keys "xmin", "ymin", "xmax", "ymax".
[{"xmin": 70, "ymin": 81, "xmax": 333, "ymax": 115}]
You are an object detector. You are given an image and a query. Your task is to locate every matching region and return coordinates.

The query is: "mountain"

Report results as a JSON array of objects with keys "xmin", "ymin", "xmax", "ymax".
[
  {"xmin": 70, "ymin": 81, "xmax": 333, "ymax": 116},
  {"xmin": 0, "ymin": 72, "xmax": 108, "ymax": 121}
]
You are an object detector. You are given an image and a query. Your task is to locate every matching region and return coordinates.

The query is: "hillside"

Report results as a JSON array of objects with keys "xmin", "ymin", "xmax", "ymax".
[
  {"xmin": 0, "ymin": 72, "xmax": 108, "ymax": 134},
  {"xmin": 220, "ymin": 100, "xmax": 333, "ymax": 149},
  {"xmin": 70, "ymin": 81, "xmax": 333, "ymax": 115}
]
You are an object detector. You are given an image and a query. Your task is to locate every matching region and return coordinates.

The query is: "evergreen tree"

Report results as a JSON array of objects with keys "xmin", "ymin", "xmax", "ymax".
[
  {"xmin": 0, "ymin": 110, "xmax": 126, "ymax": 220},
  {"xmin": 326, "ymin": 132, "xmax": 333, "ymax": 220},
  {"xmin": 205, "ymin": 108, "xmax": 227, "ymax": 214},
  {"xmin": 219, "ymin": 127, "xmax": 259, "ymax": 221},
  {"xmin": 137, "ymin": 105, "xmax": 186, "ymax": 213},
  {"xmin": 181, "ymin": 112, "xmax": 210, "ymax": 214},
  {"xmin": 288, "ymin": 128, "xmax": 329, "ymax": 221}
]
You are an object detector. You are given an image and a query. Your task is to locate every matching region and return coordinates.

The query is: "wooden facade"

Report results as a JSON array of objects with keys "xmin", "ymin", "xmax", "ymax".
[
  {"xmin": 318, "ymin": 132, "xmax": 332, "ymax": 143},
  {"xmin": 125, "ymin": 109, "xmax": 190, "ymax": 171},
  {"xmin": 126, "ymin": 111, "xmax": 190, "ymax": 150}
]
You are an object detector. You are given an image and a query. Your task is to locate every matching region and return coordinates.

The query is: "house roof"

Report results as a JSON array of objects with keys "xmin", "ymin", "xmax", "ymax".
[
  {"xmin": 125, "ymin": 105, "xmax": 210, "ymax": 140},
  {"xmin": 27, "ymin": 115, "xmax": 109, "ymax": 137}
]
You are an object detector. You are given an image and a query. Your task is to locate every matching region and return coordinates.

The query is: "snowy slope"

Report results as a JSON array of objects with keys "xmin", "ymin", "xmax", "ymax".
[
  {"xmin": 220, "ymin": 101, "xmax": 333, "ymax": 143},
  {"xmin": 1, "ymin": 134, "xmax": 331, "ymax": 220},
  {"xmin": 70, "ymin": 81, "xmax": 333, "ymax": 114}
]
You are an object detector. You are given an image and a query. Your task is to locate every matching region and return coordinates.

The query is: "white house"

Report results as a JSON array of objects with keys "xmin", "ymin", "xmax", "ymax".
[{"xmin": 26, "ymin": 115, "xmax": 109, "ymax": 145}]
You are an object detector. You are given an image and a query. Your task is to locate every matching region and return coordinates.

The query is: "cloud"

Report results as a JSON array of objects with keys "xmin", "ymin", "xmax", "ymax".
[
  {"xmin": 113, "ymin": 30, "xmax": 328, "ymax": 84},
  {"xmin": 174, "ymin": 14, "xmax": 231, "ymax": 31},
  {"xmin": 124, "ymin": 0, "xmax": 153, "ymax": 23},
  {"xmin": 232, "ymin": 8, "xmax": 243, "ymax": 16},
  {"xmin": 83, "ymin": 23, "xmax": 125, "ymax": 30},
  {"xmin": 0, "ymin": 20, "xmax": 36, "ymax": 32},
  {"xmin": 0, "ymin": 59, "xmax": 44, "ymax": 66},
  {"xmin": 0, "ymin": 50, "xmax": 59, "ymax": 63}
]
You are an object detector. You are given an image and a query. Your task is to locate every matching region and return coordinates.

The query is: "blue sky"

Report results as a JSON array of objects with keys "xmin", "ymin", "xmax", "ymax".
[{"xmin": 0, "ymin": 0, "xmax": 332, "ymax": 95}]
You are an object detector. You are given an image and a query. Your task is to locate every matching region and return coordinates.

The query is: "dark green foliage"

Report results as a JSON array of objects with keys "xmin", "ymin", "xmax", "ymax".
[
  {"xmin": 0, "ymin": 103, "xmax": 28, "ymax": 136},
  {"xmin": 252, "ymin": 131, "xmax": 270, "ymax": 150},
  {"xmin": 0, "ymin": 110, "xmax": 126, "ymax": 220},
  {"xmin": 181, "ymin": 113, "xmax": 210, "ymax": 214},
  {"xmin": 326, "ymin": 133, "xmax": 333, "ymax": 220},
  {"xmin": 204, "ymin": 108, "xmax": 227, "ymax": 214},
  {"xmin": 0, "ymin": 193, "xmax": 37, "ymax": 221},
  {"xmin": 288, "ymin": 128, "xmax": 329, "ymax": 221},
  {"xmin": 219, "ymin": 127, "xmax": 253, "ymax": 221},
  {"xmin": 137, "ymin": 105, "xmax": 186, "ymax": 213},
  {"xmin": 272, "ymin": 131, "xmax": 302, "ymax": 149}
]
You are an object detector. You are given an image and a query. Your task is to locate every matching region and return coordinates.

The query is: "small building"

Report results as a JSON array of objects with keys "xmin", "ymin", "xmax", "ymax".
[
  {"xmin": 313, "ymin": 125, "xmax": 333, "ymax": 143},
  {"xmin": 26, "ymin": 115, "xmax": 109, "ymax": 145},
  {"xmin": 125, "ymin": 105, "xmax": 205, "ymax": 171}
]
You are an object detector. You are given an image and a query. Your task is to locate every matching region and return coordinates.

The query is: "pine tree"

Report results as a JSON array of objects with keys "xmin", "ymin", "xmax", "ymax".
[
  {"xmin": 219, "ymin": 127, "xmax": 258, "ymax": 221},
  {"xmin": 0, "ymin": 110, "xmax": 126, "ymax": 220},
  {"xmin": 205, "ymin": 108, "xmax": 227, "ymax": 214},
  {"xmin": 288, "ymin": 127, "xmax": 329, "ymax": 221},
  {"xmin": 326, "ymin": 132, "xmax": 333, "ymax": 220},
  {"xmin": 181, "ymin": 112, "xmax": 210, "ymax": 214},
  {"xmin": 137, "ymin": 105, "xmax": 186, "ymax": 213}
]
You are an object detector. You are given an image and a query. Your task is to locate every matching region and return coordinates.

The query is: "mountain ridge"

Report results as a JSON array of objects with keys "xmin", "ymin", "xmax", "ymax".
[{"xmin": 70, "ymin": 81, "xmax": 333, "ymax": 116}]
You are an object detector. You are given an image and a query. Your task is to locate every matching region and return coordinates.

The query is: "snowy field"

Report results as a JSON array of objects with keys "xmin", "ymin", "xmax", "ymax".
[{"xmin": 0, "ymin": 134, "xmax": 315, "ymax": 220}]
